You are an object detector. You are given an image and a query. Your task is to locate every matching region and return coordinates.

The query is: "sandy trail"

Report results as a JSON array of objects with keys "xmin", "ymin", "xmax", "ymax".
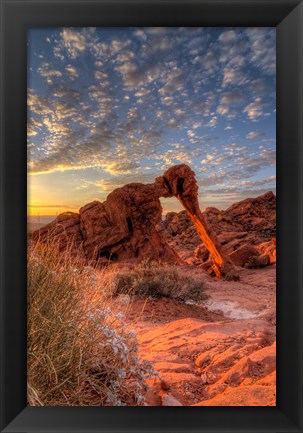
[{"xmin": 122, "ymin": 265, "xmax": 276, "ymax": 406}]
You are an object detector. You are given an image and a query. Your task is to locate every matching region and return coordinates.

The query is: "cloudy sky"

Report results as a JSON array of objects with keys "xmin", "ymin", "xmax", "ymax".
[{"xmin": 27, "ymin": 27, "xmax": 276, "ymax": 219}]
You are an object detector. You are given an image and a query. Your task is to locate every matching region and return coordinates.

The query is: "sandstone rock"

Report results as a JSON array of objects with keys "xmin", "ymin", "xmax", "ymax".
[
  {"xmin": 32, "ymin": 182, "xmax": 180, "ymax": 264},
  {"xmin": 31, "ymin": 165, "xmax": 275, "ymax": 276},
  {"xmin": 256, "ymin": 240, "xmax": 276, "ymax": 264},
  {"xmin": 229, "ymin": 245, "xmax": 261, "ymax": 267},
  {"xmin": 156, "ymin": 165, "xmax": 237, "ymax": 278},
  {"xmin": 244, "ymin": 254, "xmax": 270, "ymax": 269},
  {"xmin": 159, "ymin": 191, "xmax": 276, "ymax": 269},
  {"xmin": 224, "ymin": 357, "xmax": 253, "ymax": 386},
  {"xmin": 194, "ymin": 244, "xmax": 209, "ymax": 262},
  {"xmin": 218, "ymin": 231, "xmax": 248, "ymax": 245},
  {"xmin": 194, "ymin": 384, "xmax": 276, "ymax": 406},
  {"xmin": 32, "ymin": 164, "xmax": 237, "ymax": 278},
  {"xmin": 31, "ymin": 212, "xmax": 85, "ymax": 258}
]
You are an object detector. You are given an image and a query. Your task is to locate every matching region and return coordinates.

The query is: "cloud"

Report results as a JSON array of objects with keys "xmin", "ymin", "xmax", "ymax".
[
  {"xmin": 192, "ymin": 121, "xmax": 202, "ymax": 129},
  {"xmin": 187, "ymin": 130, "xmax": 195, "ymax": 138},
  {"xmin": 246, "ymin": 28, "xmax": 276, "ymax": 75},
  {"xmin": 222, "ymin": 68, "xmax": 248, "ymax": 86},
  {"xmin": 159, "ymin": 69, "xmax": 185, "ymax": 94},
  {"xmin": 27, "ymin": 117, "xmax": 42, "ymax": 137},
  {"xmin": 244, "ymin": 98, "xmax": 264, "ymax": 120},
  {"xmin": 216, "ymin": 105, "xmax": 229, "ymax": 116},
  {"xmin": 116, "ymin": 53, "xmax": 168, "ymax": 89},
  {"xmin": 102, "ymin": 161, "xmax": 140, "ymax": 175},
  {"xmin": 65, "ymin": 65, "xmax": 79, "ymax": 78},
  {"xmin": 157, "ymin": 150, "xmax": 192, "ymax": 169},
  {"xmin": 95, "ymin": 173, "xmax": 156, "ymax": 192},
  {"xmin": 201, "ymin": 51, "xmax": 218, "ymax": 73},
  {"xmin": 37, "ymin": 63, "xmax": 62, "ymax": 84},
  {"xmin": 52, "ymin": 86, "xmax": 81, "ymax": 102},
  {"xmin": 218, "ymin": 30, "xmax": 237, "ymax": 44},
  {"xmin": 220, "ymin": 89, "xmax": 245, "ymax": 105},
  {"xmin": 246, "ymin": 130, "xmax": 266, "ymax": 140},
  {"xmin": 207, "ymin": 116, "xmax": 218, "ymax": 127},
  {"xmin": 62, "ymin": 28, "xmax": 87, "ymax": 58},
  {"xmin": 201, "ymin": 154, "xmax": 215, "ymax": 164}
]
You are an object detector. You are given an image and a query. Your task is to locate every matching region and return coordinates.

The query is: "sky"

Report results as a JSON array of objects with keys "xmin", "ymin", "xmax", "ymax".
[{"xmin": 27, "ymin": 27, "xmax": 276, "ymax": 220}]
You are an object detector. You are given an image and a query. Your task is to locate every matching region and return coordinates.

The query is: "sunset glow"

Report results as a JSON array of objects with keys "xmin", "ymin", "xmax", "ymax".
[{"xmin": 28, "ymin": 27, "xmax": 276, "ymax": 220}]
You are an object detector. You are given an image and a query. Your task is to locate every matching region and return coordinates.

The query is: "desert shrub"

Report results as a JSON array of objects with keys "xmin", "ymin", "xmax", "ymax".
[
  {"xmin": 112, "ymin": 259, "xmax": 207, "ymax": 302},
  {"xmin": 27, "ymin": 241, "xmax": 154, "ymax": 406}
]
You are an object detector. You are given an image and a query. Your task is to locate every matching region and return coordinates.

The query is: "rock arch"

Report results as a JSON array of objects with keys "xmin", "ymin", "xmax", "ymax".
[
  {"xmin": 155, "ymin": 164, "xmax": 235, "ymax": 278},
  {"xmin": 31, "ymin": 164, "xmax": 236, "ymax": 278}
]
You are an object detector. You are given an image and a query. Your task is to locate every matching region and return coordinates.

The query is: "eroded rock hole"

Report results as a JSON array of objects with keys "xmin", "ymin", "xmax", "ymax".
[
  {"xmin": 126, "ymin": 216, "xmax": 133, "ymax": 235},
  {"xmin": 177, "ymin": 177, "xmax": 184, "ymax": 195}
]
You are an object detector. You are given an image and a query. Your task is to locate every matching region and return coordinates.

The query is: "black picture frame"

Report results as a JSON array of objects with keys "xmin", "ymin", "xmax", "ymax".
[{"xmin": 0, "ymin": 0, "xmax": 302, "ymax": 432}]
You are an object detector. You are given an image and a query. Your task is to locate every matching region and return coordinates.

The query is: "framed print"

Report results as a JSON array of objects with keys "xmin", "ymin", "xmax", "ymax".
[{"xmin": 0, "ymin": 0, "xmax": 302, "ymax": 432}]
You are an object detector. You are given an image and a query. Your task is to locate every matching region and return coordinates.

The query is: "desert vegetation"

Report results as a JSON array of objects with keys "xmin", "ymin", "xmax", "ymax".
[
  {"xmin": 112, "ymin": 259, "xmax": 207, "ymax": 302},
  {"xmin": 27, "ymin": 240, "xmax": 155, "ymax": 406}
]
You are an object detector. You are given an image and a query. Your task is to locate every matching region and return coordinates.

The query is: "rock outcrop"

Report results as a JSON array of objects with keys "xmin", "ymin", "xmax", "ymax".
[
  {"xmin": 32, "ymin": 183, "xmax": 179, "ymax": 264},
  {"xmin": 31, "ymin": 164, "xmax": 236, "ymax": 278},
  {"xmin": 159, "ymin": 190, "xmax": 276, "ymax": 270},
  {"xmin": 155, "ymin": 165, "xmax": 236, "ymax": 278}
]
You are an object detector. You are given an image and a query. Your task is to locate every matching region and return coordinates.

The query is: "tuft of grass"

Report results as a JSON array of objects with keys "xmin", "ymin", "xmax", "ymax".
[
  {"xmin": 112, "ymin": 259, "xmax": 207, "ymax": 302},
  {"xmin": 27, "ymin": 240, "xmax": 154, "ymax": 406}
]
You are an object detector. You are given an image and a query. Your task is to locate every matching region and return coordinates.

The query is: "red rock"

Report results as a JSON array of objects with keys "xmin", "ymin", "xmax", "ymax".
[
  {"xmin": 31, "ymin": 165, "xmax": 275, "ymax": 275},
  {"xmin": 32, "ymin": 164, "xmax": 237, "ymax": 278},
  {"xmin": 31, "ymin": 212, "xmax": 85, "ymax": 258},
  {"xmin": 256, "ymin": 240, "xmax": 276, "ymax": 264},
  {"xmin": 159, "ymin": 190, "xmax": 276, "ymax": 269},
  {"xmin": 33, "ymin": 182, "xmax": 180, "ymax": 264},
  {"xmin": 194, "ymin": 244, "xmax": 209, "ymax": 262},
  {"xmin": 228, "ymin": 245, "xmax": 270, "ymax": 268},
  {"xmin": 156, "ymin": 165, "xmax": 236, "ymax": 278}
]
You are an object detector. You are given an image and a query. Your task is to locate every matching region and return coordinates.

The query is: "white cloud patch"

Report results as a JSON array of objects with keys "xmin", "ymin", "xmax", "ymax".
[
  {"xmin": 246, "ymin": 130, "xmax": 266, "ymax": 140},
  {"xmin": 65, "ymin": 65, "xmax": 79, "ymax": 78},
  {"xmin": 220, "ymin": 89, "xmax": 245, "ymax": 105},
  {"xmin": 244, "ymin": 98, "xmax": 264, "ymax": 120},
  {"xmin": 62, "ymin": 28, "xmax": 87, "ymax": 58},
  {"xmin": 218, "ymin": 30, "xmax": 237, "ymax": 44},
  {"xmin": 216, "ymin": 105, "xmax": 229, "ymax": 116},
  {"xmin": 222, "ymin": 68, "xmax": 248, "ymax": 86},
  {"xmin": 208, "ymin": 116, "xmax": 218, "ymax": 127},
  {"xmin": 247, "ymin": 28, "xmax": 276, "ymax": 75},
  {"xmin": 102, "ymin": 161, "xmax": 139, "ymax": 175}
]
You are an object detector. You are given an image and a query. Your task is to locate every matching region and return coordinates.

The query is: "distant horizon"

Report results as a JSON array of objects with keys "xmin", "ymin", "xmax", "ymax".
[{"xmin": 28, "ymin": 27, "xmax": 276, "ymax": 216}]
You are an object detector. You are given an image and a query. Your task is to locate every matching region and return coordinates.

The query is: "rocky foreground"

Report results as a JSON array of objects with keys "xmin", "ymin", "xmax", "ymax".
[
  {"xmin": 125, "ymin": 190, "xmax": 275, "ymax": 406},
  {"xmin": 122, "ymin": 265, "xmax": 276, "ymax": 406}
]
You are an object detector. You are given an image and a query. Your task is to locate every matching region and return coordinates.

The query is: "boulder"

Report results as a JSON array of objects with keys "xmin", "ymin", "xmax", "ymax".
[{"xmin": 228, "ymin": 245, "xmax": 269, "ymax": 269}]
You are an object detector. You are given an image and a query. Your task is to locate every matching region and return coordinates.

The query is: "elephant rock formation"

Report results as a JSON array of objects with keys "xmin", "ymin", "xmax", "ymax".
[{"xmin": 31, "ymin": 164, "xmax": 237, "ymax": 278}]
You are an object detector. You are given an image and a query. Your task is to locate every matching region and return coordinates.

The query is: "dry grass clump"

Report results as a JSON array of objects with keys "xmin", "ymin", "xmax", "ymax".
[
  {"xmin": 27, "ymin": 240, "xmax": 154, "ymax": 406},
  {"xmin": 112, "ymin": 259, "xmax": 207, "ymax": 302}
]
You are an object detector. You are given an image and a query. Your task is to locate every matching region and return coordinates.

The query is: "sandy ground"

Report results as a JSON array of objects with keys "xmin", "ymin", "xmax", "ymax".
[{"xmin": 119, "ymin": 265, "xmax": 276, "ymax": 406}]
